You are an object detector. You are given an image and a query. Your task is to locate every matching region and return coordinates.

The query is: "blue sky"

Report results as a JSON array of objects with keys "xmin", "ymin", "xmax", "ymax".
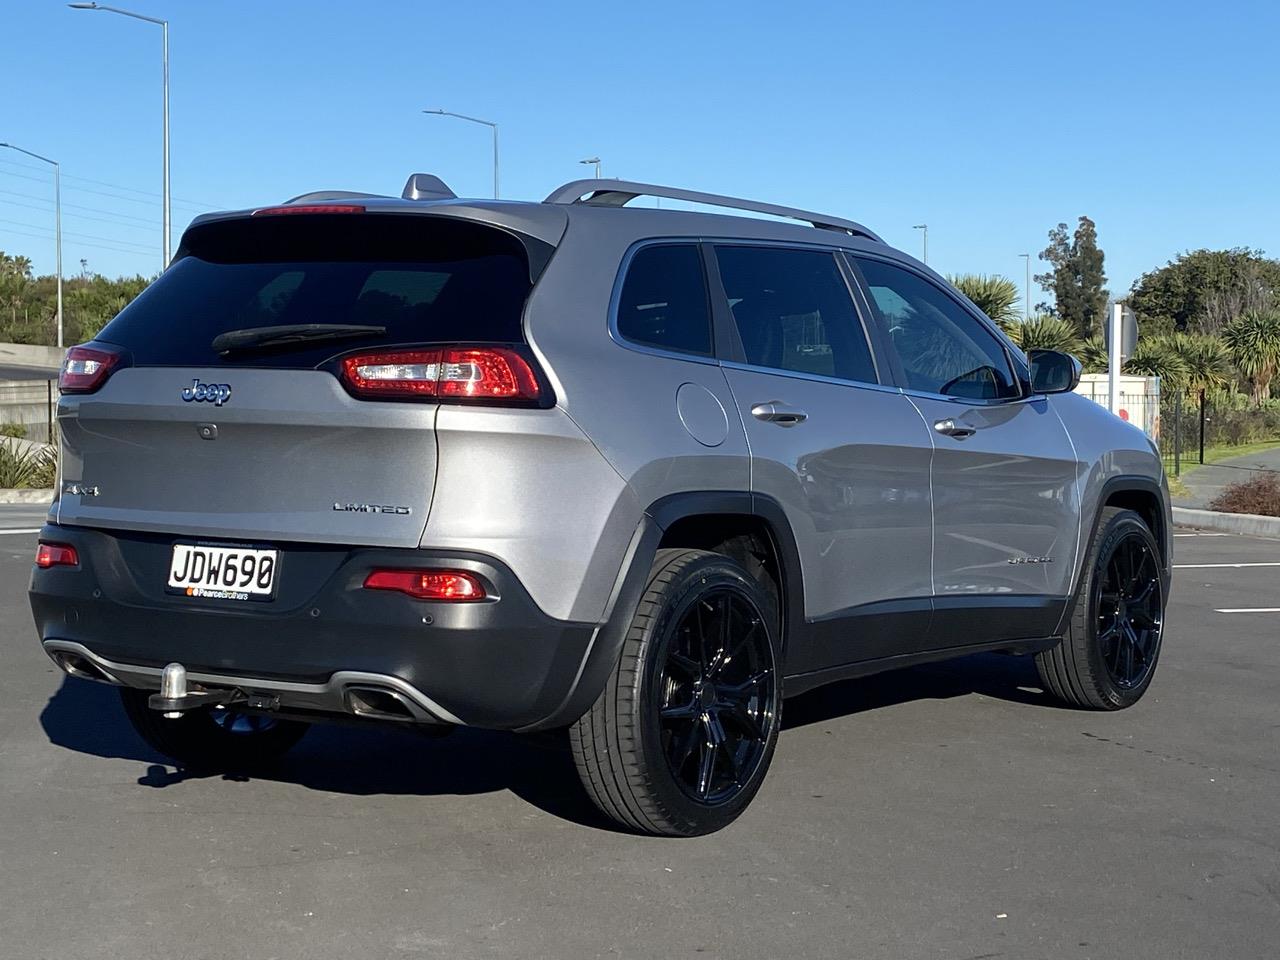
[{"xmin": 3, "ymin": 0, "xmax": 1278, "ymax": 300}]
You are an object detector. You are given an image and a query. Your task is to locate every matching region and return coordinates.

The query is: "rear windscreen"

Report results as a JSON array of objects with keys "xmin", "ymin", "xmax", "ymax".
[{"xmin": 95, "ymin": 214, "xmax": 534, "ymax": 367}]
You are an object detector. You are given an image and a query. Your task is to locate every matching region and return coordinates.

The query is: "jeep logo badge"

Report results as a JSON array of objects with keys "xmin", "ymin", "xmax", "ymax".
[{"xmin": 181, "ymin": 379, "xmax": 232, "ymax": 406}]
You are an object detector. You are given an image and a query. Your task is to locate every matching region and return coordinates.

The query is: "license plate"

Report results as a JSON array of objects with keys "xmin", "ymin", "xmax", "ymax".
[{"xmin": 167, "ymin": 543, "xmax": 279, "ymax": 601}]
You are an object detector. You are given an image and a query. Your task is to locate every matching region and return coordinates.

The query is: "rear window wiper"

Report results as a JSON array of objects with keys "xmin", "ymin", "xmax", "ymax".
[{"xmin": 212, "ymin": 324, "xmax": 387, "ymax": 355}]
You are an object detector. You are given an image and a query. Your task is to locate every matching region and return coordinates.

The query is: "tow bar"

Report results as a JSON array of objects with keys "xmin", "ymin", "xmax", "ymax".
[{"xmin": 147, "ymin": 662, "xmax": 280, "ymax": 719}]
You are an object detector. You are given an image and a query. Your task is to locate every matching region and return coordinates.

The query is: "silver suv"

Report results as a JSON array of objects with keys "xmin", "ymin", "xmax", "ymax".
[{"xmin": 30, "ymin": 174, "xmax": 1171, "ymax": 836}]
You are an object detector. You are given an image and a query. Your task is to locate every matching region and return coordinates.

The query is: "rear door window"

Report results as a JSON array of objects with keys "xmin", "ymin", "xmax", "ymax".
[
  {"xmin": 713, "ymin": 245, "xmax": 878, "ymax": 384},
  {"xmin": 615, "ymin": 244, "xmax": 713, "ymax": 356},
  {"xmin": 94, "ymin": 215, "xmax": 534, "ymax": 368}
]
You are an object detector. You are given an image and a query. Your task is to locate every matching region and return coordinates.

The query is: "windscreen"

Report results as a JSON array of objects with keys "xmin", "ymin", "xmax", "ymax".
[{"xmin": 94, "ymin": 214, "xmax": 533, "ymax": 368}]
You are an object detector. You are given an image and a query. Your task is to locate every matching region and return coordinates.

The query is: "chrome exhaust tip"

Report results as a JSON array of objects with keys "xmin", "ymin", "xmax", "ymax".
[
  {"xmin": 49, "ymin": 649, "xmax": 120, "ymax": 685},
  {"xmin": 344, "ymin": 685, "xmax": 428, "ymax": 722}
]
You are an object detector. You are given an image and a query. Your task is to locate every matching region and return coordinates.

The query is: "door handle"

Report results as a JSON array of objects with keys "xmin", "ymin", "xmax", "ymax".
[
  {"xmin": 751, "ymin": 401, "xmax": 808, "ymax": 426},
  {"xmin": 934, "ymin": 418, "xmax": 977, "ymax": 439}
]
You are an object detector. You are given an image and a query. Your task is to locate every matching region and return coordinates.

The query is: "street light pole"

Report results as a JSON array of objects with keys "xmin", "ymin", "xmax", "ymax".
[
  {"xmin": 1019, "ymin": 253, "xmax": 1031, "ymax": 319},
  {"xmin": 0, "ymin": 143, "xmax": 62, "ymax": 348},
  {"xmin": 913, "ymin": 223, "xmax": 928, "ymax": 265},
  {"xmin": 579, "ymin": 156, "xmax": 602, "ymax": 179},
  {"xmin": 422, "ymin": 109, "xmax": 499, "ymax": 199},
  {"xmin": 69, "ymin": 2, "xmax": 170, "ymax": 268}
]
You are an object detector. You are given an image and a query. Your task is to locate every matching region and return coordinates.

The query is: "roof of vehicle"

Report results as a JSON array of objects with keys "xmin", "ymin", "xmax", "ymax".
[{"xmin": 184, "ymin": 173, "xmax": 889, "ymax": 253}]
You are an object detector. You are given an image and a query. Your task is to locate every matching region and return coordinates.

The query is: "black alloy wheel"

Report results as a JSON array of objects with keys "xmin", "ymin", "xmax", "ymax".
[
  {"xmin": 1093, "ymin": 530, "xmax": 1163, "ymax": 690},
  {"xmin": 657, "ymin": 588, "xmax": 776, "ymax": 804},
  {"xmin": 1035, "ymin": 506, "xmax": 1167, "ymax": 710}
]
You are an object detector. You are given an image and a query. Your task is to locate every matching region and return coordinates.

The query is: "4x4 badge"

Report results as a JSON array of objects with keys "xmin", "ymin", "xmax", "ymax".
[{"xmin": 181, "ymin": 379, "xmax": 231, "ymax": 406}]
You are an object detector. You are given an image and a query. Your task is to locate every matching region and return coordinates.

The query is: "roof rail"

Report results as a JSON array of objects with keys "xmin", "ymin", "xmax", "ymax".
[{"xmin": 544, "ymin": 178, "xmax": 882, "ymax": 242}]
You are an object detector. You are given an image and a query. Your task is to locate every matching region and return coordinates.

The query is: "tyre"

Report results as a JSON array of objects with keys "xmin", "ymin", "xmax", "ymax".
[
  {"xmin": 1036, "ymin": 507, "xmax": 1166, "ymax": 710},
  {"xmin": 119, "ymin": 688, "xmax": 309, "ymax": 770},
  {"xmin": 570, "ymin": 548, "xmax": 782, "ymax": 836}
]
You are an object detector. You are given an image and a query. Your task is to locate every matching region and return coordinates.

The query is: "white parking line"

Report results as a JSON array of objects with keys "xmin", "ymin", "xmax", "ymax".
[
  {"xmin": 0, "ymin": 528, "xmax": 41, "ymax": 535},
  {"xmin": 1216, "ymin": 607, "xmax": 1280, "ymax": 614},
  {"xmin": 1173, "ymin": 562, "xmax": 1280, "ymax": 569},
  {"xmin": 1174, "ymin": 532, "xmax": 1228, "ymax": 537}
]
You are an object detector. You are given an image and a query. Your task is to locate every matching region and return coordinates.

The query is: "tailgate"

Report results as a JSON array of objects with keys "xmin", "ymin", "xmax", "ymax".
[{"xmin": 58, "ymin": 367, "xmax": 436, "ymax": 548}]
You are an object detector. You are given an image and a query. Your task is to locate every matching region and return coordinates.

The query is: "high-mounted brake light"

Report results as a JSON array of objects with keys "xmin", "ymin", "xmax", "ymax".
[
  {"xmin": 59, "ymin": 345, "xmax": 122, "ymax": 395},
  {"xmin": 363, "ymin": 569, "xmax": 486, "ymax": 601},
  {"xmin": 251, "ymin": 204, "xmax": 366, "ymax": 216},
  {"xmin": 339, "ymin": 346, "xmax": 541, "ymax": 402},
  {"xmin": 36, "ymin": 543, "xmax": 79, "ymax": 569}
]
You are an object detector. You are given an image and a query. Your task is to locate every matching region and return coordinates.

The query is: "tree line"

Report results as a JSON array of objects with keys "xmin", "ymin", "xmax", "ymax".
[
  {"xmin": 0, "ymin": 252, "xmax": 150, "ymax": 348},
  {"xmin": 951, "ymin": 219, "xmax": 1280, "ymax": 406}
]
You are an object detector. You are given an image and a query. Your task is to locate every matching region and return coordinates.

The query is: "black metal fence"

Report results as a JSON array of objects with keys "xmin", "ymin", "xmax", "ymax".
[
  {"xmin": 1160, "ymin": 391, "xmax": 1198, "ymax": 477},
  {"xmin": 1158, "ymin": 390, "xmax": 1280, "ymax": 477}
]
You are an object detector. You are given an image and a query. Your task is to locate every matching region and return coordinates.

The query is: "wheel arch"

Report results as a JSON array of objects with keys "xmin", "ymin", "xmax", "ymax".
[
  {"xmin": 1073, "ymin": 474, "xmax": 1172, "ymax": 601},
  {"xmin": 1099, "ymin": 476, "xmax": 1171, "ymax": 572},
  {"xmin": 523, "ymin": 490, "xmax": 805, "ymax": 731}
]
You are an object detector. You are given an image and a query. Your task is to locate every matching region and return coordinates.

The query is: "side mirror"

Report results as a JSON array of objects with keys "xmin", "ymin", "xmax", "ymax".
[{"xmin": 1028, "ymin": 349, "xmax": 1082, "ymax": 394}]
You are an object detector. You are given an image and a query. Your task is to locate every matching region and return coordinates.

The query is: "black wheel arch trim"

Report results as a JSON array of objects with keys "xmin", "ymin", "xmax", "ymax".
[
  {"xmin": 1053, "ymin": 473, "xmax": 1172, "ymax": 639},
  {"xmin": 524, "ymin": 490, "xmax": 805, "ymax": 731}
]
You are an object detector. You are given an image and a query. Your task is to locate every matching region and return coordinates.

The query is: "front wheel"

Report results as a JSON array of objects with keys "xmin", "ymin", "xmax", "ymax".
[
  {"xmin": 1036, "ymin": 507, "xmax": 1166, "ymax": 709},
  {"xmin": 570, "ymin": 549, "xmax": 781, "ymax": 836},
  {"xmin": 120, "ymin": 688, "xmax": 309, "ymax": 770}
]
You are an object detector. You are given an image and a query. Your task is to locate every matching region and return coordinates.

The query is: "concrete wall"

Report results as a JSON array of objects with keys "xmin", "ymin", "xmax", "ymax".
[
  {"xmin": 0, "ymin": 343, "xmax": 63, "ymax": 369},
  {"xmin": 0, "ymin": 379, "xmax": 57, "ymax": 443}
]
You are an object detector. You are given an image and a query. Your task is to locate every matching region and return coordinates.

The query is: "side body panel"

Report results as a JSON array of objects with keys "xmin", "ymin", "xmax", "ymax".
[
  {"xmin": 522, "ymin": 211, "xmax": 751, "ymax": 538},
  {"xmin": 905, "ymin": 394, "xmax": 1082, "ymax": 598},
  {"xmin": 1048, "ymin": 390, "xmax": 1172, "ymax": 594},
  {"xmin": 420, "ymin": 406, "xmax": 640, "ymax": 623},
  {"xmin": 721, "ymin": 367, "xmax": 934, "ymax": 671}
]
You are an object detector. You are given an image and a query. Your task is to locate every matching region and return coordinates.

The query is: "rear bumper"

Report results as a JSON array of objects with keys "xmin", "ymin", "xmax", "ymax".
[{"xmin": 28, "ymin": 523, "xmax": 599, "ymax": 730}]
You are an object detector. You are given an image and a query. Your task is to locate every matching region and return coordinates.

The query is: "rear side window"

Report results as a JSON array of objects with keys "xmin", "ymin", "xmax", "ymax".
[
  {"xmin": 615, "ymin": 244, "xmax": 712, "ymax": 356},
  {"xmin": 714, "ymin": 245, "xmax": 877, "ymax": 384},
  {"xmin": 856, "ymin": 256, "xmax": 1020, "ymax": 400},
  {"xmin": 95, "ymin": 214, "xmax": 534, "ymax": 368}
]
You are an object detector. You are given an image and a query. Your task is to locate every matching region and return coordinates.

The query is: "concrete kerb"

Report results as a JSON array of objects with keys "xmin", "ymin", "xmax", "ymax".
[{"xmin": 1172, "ymin": 506, "xmax": 1280, "ymax": 538}]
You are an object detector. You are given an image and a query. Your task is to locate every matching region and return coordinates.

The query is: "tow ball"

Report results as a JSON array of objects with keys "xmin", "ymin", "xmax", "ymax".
[{"xmin": 146, "ymin": 663, "xmax": 279, "ymax": 719}]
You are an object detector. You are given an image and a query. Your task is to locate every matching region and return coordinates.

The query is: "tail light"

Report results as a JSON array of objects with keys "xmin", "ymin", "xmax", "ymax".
[
  {"xmin": 339, "ymin": 346, "xmax": 542, "ymax": 403},
  {"xmin": 36, "ymin": 543, "xmax": 79, "ymax": 568},
  {"xmin": 59, "ymin": 344, "xmax": 123, "ymax": 395},
  {"xmin": 363, "ymin": 569, "xmax": 486, "ymax": 601}
]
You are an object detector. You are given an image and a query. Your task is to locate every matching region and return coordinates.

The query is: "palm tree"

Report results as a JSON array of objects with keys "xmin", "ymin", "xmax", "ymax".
[
  {"xmin": 947, "ymin": 274, "xmax": 1022, "ymax": 333},
  {"xmin": 1008, "ymin": 315, "xmax": 1080, "ymax": 354},
  {"xmin": 1222, "ymin": 310, "xmax": 1280, "ymax": 404},
  {"xmin": 1078, "ymin": 335, "xmax": 1108, "ymax": 374},
  {"xmin": 1125, "ymin": 337, "xmax": 1190, "ymax": 390},
  {"xmin": 1164, "ymin": 333, "xmax": 1230, "ymax": 397}
]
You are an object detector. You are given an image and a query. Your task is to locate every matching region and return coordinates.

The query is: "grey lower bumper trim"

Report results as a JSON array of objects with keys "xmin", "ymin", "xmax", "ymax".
[{"xmin": 41, "ymin": 639, "xmax": 464, "ymax": 725}]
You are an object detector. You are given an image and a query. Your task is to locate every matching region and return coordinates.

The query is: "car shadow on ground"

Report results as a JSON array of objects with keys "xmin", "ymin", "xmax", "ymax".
[
  {"xmin": 39, "ymin": 651, "xmax": 1054, "ymax": 829},
  {"xmin": 781, "ymin": 650, "xmax": 1056, "ymax": 730}
]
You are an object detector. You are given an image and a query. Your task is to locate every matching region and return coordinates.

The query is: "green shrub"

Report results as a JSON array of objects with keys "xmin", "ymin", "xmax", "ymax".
[
  {"xmin": 0, "ymin": 440, "xmax": 56, "ymax": 488},
  {"xmin": 0, "ymin": 423, "xmax": 27, "ymax": 439}
]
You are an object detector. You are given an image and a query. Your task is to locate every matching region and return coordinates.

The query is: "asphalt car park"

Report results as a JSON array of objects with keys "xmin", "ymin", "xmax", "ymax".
[{"xmin": 1, "ymin": 519, "xmax": 1277, "ymax": 959}]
